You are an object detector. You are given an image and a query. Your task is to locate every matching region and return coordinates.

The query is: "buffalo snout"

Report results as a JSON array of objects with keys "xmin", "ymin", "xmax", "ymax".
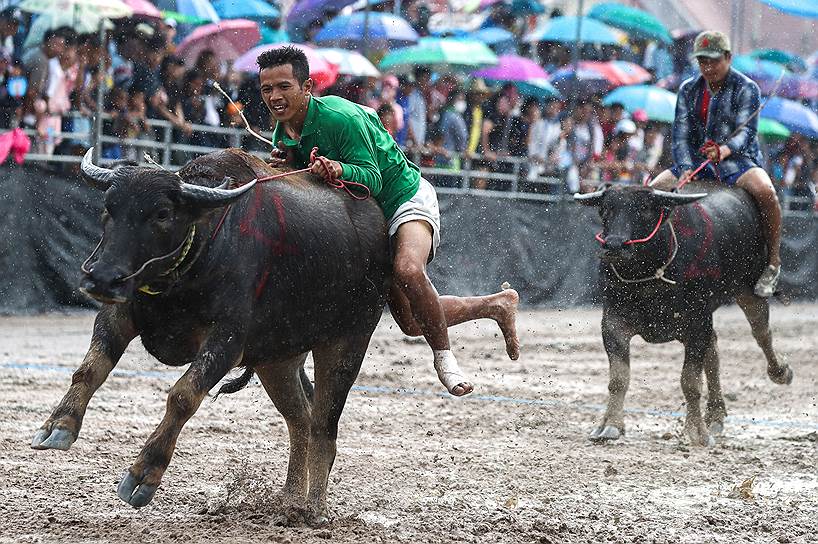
[{"xmin": 80, "ymin": 264, "xmax": 134, "ymax": 304}]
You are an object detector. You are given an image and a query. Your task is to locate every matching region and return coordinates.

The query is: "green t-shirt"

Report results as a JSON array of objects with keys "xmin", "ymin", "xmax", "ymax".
[{"xmin": 271, "ymin": 95, "xmax": 421, "ymax": 219}]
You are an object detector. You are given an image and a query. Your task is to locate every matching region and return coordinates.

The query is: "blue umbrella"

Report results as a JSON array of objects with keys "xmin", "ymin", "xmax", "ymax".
[
  {"xmin": 733, "ymin": 55, "xmax": 789, "ymax": 79},
  {"xmin": 523, "ymin": 15, "xmax": 622, "ymax": 45},
  {"xmin": 286, "ymin": 0, "xmax": 356, "ymax": 31},
  {"xmin": 500, "ymin": 79, "xmax": 561, "ymax": 100},
  {"xmin": 603, "ymin": 85, "xmax": 677, "ymax": 123},
  {"xmin": 761, "ymin": 97, "xmax": 818, "ymax": 139},
  {"xmin": 470, "ymin": 27, "xmax": 515, "ymax": 46},
  {"xmin": 212, "ymin": 0, "xmax": 279, "ymax": 22},
  {"xmin": 757, "ymin": 0, "xmax": 818, "ymax": 18},
  {"xmin": 258, "ymin": 24, "xmax": 289, "ymax": 44},
  {"xmin": 314, "ymin": 12, "xmax": 419, "ymax": 49}
]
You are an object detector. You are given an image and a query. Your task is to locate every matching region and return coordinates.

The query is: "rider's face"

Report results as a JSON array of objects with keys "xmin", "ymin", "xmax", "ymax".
[
  {"xmin": 697, "ymin": 54, "xmax": 731, "ymax": 85},
  {"xmin": 259, "ymin": 64, "xmax": 313, "ymax": 124}
]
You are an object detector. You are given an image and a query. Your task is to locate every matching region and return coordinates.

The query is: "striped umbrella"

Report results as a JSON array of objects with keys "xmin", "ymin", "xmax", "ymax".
[{"xmin": 550, "ymin": 61, "xmax": 651, "ymax": 95}]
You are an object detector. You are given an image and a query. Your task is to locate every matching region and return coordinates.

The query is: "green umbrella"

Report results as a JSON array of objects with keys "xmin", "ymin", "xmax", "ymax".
[
  {"xmin": 379, "ymin": 37, "xmax": 498, "ymax": 74},
  {"xmin": 758, "ymin": 118, "xmax": 790, "ymax": 140},
  {"xmin": 587, "ymin": 2, "xmax": 672, "ymax": 44},
  {"xmin": 748, "ymin": 49, "xmax": 807, "ymax": 72},
  {"xmin": 160, "ymin": 9, "xmax": 211, "ymax": 25}
]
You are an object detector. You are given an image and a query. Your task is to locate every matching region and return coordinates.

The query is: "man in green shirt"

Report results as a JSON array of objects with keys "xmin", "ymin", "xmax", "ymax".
[{"xmin": 259, "ymin": 46, "xmax": 519, "ymax": 396}]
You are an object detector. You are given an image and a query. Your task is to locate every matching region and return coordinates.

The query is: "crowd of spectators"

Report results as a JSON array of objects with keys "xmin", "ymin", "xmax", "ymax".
[{"xmin": 0, "ymin": 2, "xmax": 815, "ymax": 207}]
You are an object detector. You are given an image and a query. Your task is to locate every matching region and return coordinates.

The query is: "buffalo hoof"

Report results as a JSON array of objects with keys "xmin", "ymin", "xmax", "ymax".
[
  {"xmin": 274, "ymin": 505, "xmax": 330, "ymax": 527},
  {"xmin": 117, "ymin": 471, "xmax": 159, "ymax": 508},
  {"xmin": 769, "ymin": 365, "xmax": 793, "ymax": 385},
  {"xmin": 589, "ymin": 425, "xmax": 622, "ymax": 442},
  {"xmin": 708, "ymin": 421, "xmax": 724, "ymax": 436},
  {"xmin": 31, "ymin": 427, "xmax": 76, "ymax": 451},
  {"xmin": 685, "ymin": 428, "xmax": 715, "ymax": 448}
]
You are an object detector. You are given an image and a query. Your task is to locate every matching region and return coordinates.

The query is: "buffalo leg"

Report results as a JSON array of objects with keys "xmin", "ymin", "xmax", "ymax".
[
  {"xmin": 702, "ymin": 332, "xmax": 727, "ymax": 436},
  {"xmin": 736, "ymin": 292, "xmax": 793, "ymax": 385},
  {"xmin": 255, "ymin": 354, "xmax": 311, "ymax": 508},
  {"xmin": 303, "ymin": 331, "xmax": 374, "ymax": 525},
  {"xmin": 681, "ymin": 326, "xmax": 714, "ymax": 447},
  {"xmin": 117, "ymin": 328, "xmax": 244, "ymax": 508},
  {"xmin": 591, "ymin": 313, "xmax": 632, "ymax": 442},
  {"xmin": 32, "ymin": 305, "xmax": 135, "ymax": 451}
]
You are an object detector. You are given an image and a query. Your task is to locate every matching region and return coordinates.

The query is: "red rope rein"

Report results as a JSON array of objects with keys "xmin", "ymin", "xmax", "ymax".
[
  {"xmin": 210, "ymin": 147, "xmax": 371, "ymax": 240},
  {"xmin": 595, "ymin": 208, "xmax": 667, "ymax": 246}
]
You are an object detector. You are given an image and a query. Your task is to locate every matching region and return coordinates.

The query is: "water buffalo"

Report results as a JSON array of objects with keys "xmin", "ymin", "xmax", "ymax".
[
  {"xmin": 31, "ymin": 147, "xmax": 390, "ymax": 525},
  {"xmin": 575, "ymin": 183, "xmax": 792, "ymax": 446}
]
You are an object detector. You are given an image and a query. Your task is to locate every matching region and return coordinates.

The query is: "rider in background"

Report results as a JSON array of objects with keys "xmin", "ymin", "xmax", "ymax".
[{"xmin": 650, "ymin": 31, "xmax": 782, "ymax": 297}]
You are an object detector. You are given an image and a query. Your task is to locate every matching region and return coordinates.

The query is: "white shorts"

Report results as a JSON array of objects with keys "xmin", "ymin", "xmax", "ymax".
[{"xmin": 387, "ymin": 177, "xmax": 441, "ymax": 261}]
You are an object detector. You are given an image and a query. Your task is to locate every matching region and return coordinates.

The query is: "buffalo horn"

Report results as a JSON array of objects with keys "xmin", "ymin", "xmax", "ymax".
[
  {"xmin": 80, "ymin": 147, "xmax": 116, "ymax": 191},
  {"xmin": 573, "ymin": 188, "xmax": 606, "ymax": 206},
  {"xmin": 179, "ymin": 179, "xmax": 257, "ymax": 208},
  {"xmin": 651, "ymin": 189, "xmax": 708, "ymax": 207}
]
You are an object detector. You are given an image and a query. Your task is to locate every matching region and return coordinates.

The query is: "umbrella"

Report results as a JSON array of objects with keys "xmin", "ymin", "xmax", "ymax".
[
  {"xmin": 502, "ymin": 78, "xmax": 561, "ymax": 100},
  {"xmin": 379, "ymin": 37, "xmax": 498, "ymax": 74},
  {"xmin": 747, "ymin": 48, "xmax": 807, "ymax": 73},
  {"xmin": 758, "ymin": 118, "xmax": 790, "ymax": 140},
  {"xmin": 523, "ymin": 15, "xmax": 622, "ymax": 45},
  {"xmin": 123, "ymin": 0, "xmax": 162, "ymax": 19},
  {"xmin": 19, "ymin": 0, "xmax": 132, "ymax": 19},
  {"xmin": 550, "ymin": 61, "xmax": 651, "ymax": 95},
  {"xmin": 314, "ymin": 12, "xmax": 419, "ymax": 49},
  {"xmin": 602, "ymin": 85, "xmax": 677, "ymax": 123},
  {"xmin": 232, "ymin": 43, "xmax": 339, "ymax": 91},
  {"xmin": 258, "ymin": 24, "xmax": 290, "ymax": 45},
  {"xmin": 472, "ymin": 54, "xmax": 547, "ymax": 81},
  {"xmin": 733, "ymin": 55, "xmax": 789, "ymax": 79},
  {"xmin": 316, "ymin": 47, "xmax": 380, "ymax": 78},
  {"xmin": 286, "ymin": 0, "xmax": 356, "ymax": 31},
  {"xmin": 176, "ymin": 19, "xmax": 260, "ymax": 67},
  {"xmin": 761, "ymin": 97, "xmax": 818, "ymax": 139},
  {"xmin": 20, "ymin": 0, "xmax": 132, "ymax": 48},
  {"xmin": 587, "ymin": 2, "xmax": 672, "ymax": 44},
  {"xmin": 462, "ymin": 26, "xmax": 515, "ymax": 47},
  {"xmin": 757, "ymin": 0, "xmax": 818, "ymax": 18},
  {"xmin": 153, "ymin": 0, "xmax": 219, "ymax": 22},
  {"xmin": 212, "ymin": 0, "xmax": 279, "ymax": 22}
]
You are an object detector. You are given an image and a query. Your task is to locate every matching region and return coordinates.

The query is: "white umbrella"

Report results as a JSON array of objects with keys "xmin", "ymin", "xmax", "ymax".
[
  {"xmin": 316, "ymin": 48, "xmax": 380, "ymax": 78},
  {"xmin": 20, "ymin": 0, "xmax": 133, "ymax": 48}
]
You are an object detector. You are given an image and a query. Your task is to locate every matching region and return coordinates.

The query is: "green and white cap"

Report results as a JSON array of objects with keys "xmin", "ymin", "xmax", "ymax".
[{"xmin": 693, "ymin": 31, "xmax": 731, "ymax": 58}]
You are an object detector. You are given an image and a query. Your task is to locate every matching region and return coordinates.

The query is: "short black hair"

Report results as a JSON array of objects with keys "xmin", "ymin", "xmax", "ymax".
[{"xmin": 257, "ymin": 46, "xmax": 310, "ymax": 84}]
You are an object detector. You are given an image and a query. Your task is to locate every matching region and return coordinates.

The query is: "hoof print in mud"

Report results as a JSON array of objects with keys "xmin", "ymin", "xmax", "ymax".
[
  {"xmin": 117, "ymin": 471, "xmax": 159, "ymax": 508},
  {"xmin": 31, "ymin": 427, "xmax": 76, "ymax": 451}
]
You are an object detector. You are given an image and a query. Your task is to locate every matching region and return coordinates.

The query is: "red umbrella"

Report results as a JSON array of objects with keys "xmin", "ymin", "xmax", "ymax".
[
  {"xmin": 232, "ymin": 43, "xmax": 339, "ymax": 92},
  {"xmin": 580, "ymin": 61, "xmax": 652, "ymax": 86},
  {"xmin": 123, "ymin": 0, "xmax": 162, "ymax": 19},
  {"xmin": 176, "ymin": 19, "xmax": 261, "ymax": 68}
]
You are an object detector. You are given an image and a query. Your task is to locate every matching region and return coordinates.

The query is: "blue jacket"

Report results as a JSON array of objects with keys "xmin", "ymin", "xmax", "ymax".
[{"xmin": 672, "ymin": 68, "xmax": 763, "ymax": 178}]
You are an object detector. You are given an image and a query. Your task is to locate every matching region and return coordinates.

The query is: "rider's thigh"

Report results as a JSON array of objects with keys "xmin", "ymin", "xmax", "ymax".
[
  {"xmin": 649, "ymin": 169, "xmax": 679, "ymax": 190},
  {"xmin": 736, "ymin": 168, "xmax": 777, "ymax": 199}
]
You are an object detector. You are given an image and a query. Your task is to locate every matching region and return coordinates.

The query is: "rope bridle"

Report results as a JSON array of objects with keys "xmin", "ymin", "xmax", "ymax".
[
  {"xmin": 81, "ymin": 225, "xmax": 198, "ymax": 295},
  {"xmin": 604, "ymin": 219, "xmax": 679, "ymax": 285}
]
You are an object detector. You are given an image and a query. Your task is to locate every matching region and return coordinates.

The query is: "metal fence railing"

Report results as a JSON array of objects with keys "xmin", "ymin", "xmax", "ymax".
[{"xmin": 11, "ymin": 112, "xmax": 818, "ymax": 213}]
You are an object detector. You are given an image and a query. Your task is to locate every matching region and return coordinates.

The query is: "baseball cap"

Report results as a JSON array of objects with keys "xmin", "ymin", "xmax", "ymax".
[
  {"xmin": 693, "ymin": 30, "xmax": 730, "ymax": 59},
  {"xmin": 614, "ymin": 119, "xmax": 637, "ymax": 135}
]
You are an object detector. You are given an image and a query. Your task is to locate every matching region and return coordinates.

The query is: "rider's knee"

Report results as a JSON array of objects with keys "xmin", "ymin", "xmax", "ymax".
[{"xmin": 393, "ymin": 256, "xmax": 426, "ymax": 287}]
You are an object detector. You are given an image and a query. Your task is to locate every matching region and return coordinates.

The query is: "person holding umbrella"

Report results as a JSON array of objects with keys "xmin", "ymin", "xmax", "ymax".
[
  {"xmin": 259, "ymin": 46, "xmax": 520, "ymax": 397},
  {"xmin": 650, "ymin": 31, "xmax": 782, "ymax": 298}
]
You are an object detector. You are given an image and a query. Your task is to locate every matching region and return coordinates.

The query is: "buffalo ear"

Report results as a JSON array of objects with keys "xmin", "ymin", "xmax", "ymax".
[{"xmin": 651, "ymin": 189, "xmax": 708, "ymax": 207}]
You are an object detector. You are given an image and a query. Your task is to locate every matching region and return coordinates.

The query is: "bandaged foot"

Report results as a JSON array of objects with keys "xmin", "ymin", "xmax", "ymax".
[{"xmin": 433, "ymin": 350, "xmax": 473, "ymax": 396}]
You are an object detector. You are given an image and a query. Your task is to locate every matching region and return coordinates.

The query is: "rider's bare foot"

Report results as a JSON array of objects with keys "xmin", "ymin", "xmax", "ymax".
[{"xmin": 489, "ymin": 287, "xmax": 520, "ymax": 360}]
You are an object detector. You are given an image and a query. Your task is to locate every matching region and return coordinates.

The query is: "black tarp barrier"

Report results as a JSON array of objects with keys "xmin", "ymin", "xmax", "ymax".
[{"xmin": 2, "ymin": 164, "xmax": 818, "ymax": 314}]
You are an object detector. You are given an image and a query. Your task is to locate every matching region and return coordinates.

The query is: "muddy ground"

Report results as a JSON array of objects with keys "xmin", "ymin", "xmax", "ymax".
[{"xmin": 0, "ymin": 304, "xmax": 816, "ymax": 543}]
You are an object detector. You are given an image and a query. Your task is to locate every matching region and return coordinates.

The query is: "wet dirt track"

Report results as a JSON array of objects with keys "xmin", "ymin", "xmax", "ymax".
[{"xmin": 1, "ymin": 304, "xmax": 816, "ymax": 543}]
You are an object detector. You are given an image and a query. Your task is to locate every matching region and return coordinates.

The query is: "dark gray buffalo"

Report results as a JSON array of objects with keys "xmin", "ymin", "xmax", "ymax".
[
  {"xmin": 31, "ymin": 147, "xmax": 390, "ymax": 524},
  {"xmin": 575, "ymin": 183, "xmax": 792, "ymax": 446}
]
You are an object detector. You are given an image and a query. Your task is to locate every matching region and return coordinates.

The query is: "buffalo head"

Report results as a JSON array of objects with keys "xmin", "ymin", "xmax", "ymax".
[
  {"xmin": 78, "ymin": 148, "xmax": 256, "ymax": 303},
  {"xmin": 575, "ymin": 185, "xmax": 707, "ymax": 263}
]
